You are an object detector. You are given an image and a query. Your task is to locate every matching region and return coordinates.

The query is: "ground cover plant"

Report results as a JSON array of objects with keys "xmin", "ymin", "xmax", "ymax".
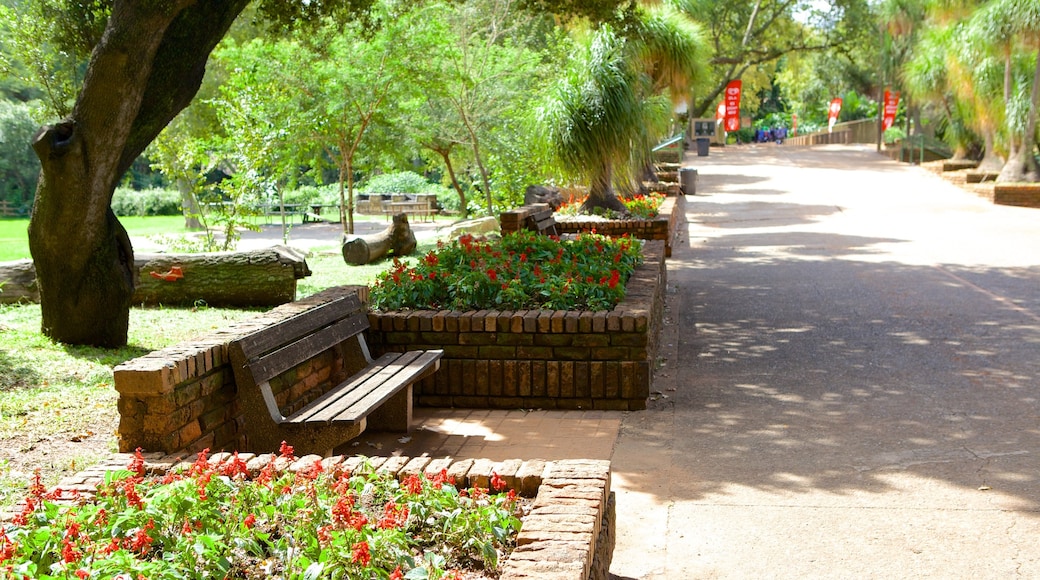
[
  {"xmin": 555, "ymin": 191, "xmax": 665, "ymax": 220},
  {"xmin": 1, "ymin": 446, "xmax": 523, "ymax": 579},
  {"xmin": 369, "ymin": 230, "xmax": 644, "ymax": 312}
]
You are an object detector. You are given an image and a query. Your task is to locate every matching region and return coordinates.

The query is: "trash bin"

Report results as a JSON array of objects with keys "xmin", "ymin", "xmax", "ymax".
[
  {"xmin": 696, "ymin": 137, "xmax": 710, "ymax": 157},
  {"xmin": 680, "ymin": 168, "xmax": 698, "ymax": 196}
]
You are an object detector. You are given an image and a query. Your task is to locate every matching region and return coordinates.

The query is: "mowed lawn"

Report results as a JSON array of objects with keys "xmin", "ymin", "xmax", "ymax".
[{"xmin": 0, "ymin": 216, "xmax": 191, "ymax": 261}]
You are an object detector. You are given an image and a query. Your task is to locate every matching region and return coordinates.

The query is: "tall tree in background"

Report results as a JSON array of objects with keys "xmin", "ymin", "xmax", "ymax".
[
  {"xmin": 413, "ymin": 0, "xmax": 552, "ymax": 217},
  {"xmin": 684, "ymin": 0, "xmax": 873, "ymax": 118}
]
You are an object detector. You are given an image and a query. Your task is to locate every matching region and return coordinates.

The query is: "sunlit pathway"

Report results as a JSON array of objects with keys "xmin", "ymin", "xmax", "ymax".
[{"xmin": 609, "ymin": 144, "xmax": 1040, "ymax": 578}]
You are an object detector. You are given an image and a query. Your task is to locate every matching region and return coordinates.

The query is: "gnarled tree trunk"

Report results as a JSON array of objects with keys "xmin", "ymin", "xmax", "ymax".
[{"xmin": 27, "ymin": 0, "xmax": 249, "ymax": 347}]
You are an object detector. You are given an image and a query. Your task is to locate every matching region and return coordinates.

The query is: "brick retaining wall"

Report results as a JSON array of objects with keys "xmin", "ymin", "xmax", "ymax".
[
  {"xmin": 367, "ymin": 240, "xmax": 667, "ymax": 412},
  {"xmin": 993, "ymin": 183, "xmax": 1040, "ymax": 208},
  {"xmin": 9, "ymin": 454, "xmax": 614, "ymax": 580}
]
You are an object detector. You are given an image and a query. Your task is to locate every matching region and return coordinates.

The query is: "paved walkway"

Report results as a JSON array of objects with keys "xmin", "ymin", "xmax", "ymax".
[{"xmin": 227, "ymin": 145, "xmax": 1040, "ymax": 578}]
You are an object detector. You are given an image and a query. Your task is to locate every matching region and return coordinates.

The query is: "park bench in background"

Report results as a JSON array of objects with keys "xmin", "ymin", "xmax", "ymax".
[
  {"xmin": 500, "ymin": 203, "xmax": 558, "ymax": 236},
  {"xmin": 228, "ymin": 293, "xmax": 442, "ymax": 455}
]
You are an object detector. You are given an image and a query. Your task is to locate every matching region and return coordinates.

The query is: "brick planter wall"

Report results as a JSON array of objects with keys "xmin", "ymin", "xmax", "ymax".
[
  {"xmin": 500, "ymin": 195, "xmax": 685, "ymax": 257},
  {"xmin": 9, "ymin": 454, "xmax": 614, "ymax": 580},
  {"xmin": 366, "ymin": 240, "xmax": 667, "ymax": 412},
  {"xmin": 993, "ymin": 183, "xmax": 1040, "ymax": 208}
]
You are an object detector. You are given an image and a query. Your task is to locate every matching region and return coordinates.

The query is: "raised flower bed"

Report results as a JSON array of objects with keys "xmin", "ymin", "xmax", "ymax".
[
  {"xmin": 4, "ymin": 451, "xmax": 615, "ymax": 580},
  {"xmin": 500, "ymin": 194, "xmax": 685, "ymax": 257},
  {"xmin": 366, "ymin": 239, "xmax": 666, "ymax": 411}
]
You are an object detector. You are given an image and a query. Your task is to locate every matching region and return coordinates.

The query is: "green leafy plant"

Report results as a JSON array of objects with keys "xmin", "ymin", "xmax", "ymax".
[
  {"xmin": 369, "ymin": 230, "xmax": 644, "ymax": 312},
  {"xmin": 1, "ymin": 445, "xmax": 523, "ymax": 579}
]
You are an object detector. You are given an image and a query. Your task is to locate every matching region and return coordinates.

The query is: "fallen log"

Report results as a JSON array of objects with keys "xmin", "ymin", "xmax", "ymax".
[
  {"xmin": 0, "ymin": 246, "xmax": 310, "ymax": 307},
  {"xmin": 134, "ymin": 245, "xmax": 310, "ymax": 307},
  {"xmin": 342, "ymin": 213, "xmax": 417, "ymax": 265},
  {"xmin": 0, "ymin": 259, "xmax": 39, "ymax": 304}
]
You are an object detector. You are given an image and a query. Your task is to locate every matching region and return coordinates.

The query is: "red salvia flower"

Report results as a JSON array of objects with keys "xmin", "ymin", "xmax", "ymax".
[
  {"xmin": 219, "ymin": 452, "xmax": 249, "ymax": 479},
  {"xmin": 389, "ymin": 566, "xmax": 405, "ymax": 580},
  {"xmin": 351, "ymin": 541, "xmax": 371, "ymax": 566},
  {"xmin": 128, "ymin": 520, "xmax": 155, "ymax": 554},
  {"xmin": 403, "ymin": 473, "xmax": 423, "ymax": 495},
  {"xmin": 377, "ymin": 501, "xmax": 409, "ymax": 530},
  {"xmin": 243, "ymin": 514, "xmax": 256, "ymax": 529},
  {"xmin": 128, "ymin": 448, "xmax": 146, "ymax": 477},
  {"xmin": 278, "ymin": 441, "xmax": 296, "ymax": 461},
  {"xmin": 188, "ymin": 448, "xmax": 210, "ymax": 476},
  {"xmin": 0, "ymin": 528, "xmax": 15, "ymax": 563},
  {"xmin": 491, "ymin": 472, "xmax": 507, "ymax": 492},
  {"xmin": 61, "ymin": 537, "xmax": 81, "ymax": 563}
]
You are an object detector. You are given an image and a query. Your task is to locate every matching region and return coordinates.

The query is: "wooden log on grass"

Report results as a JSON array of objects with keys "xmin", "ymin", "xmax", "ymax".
[
  {"xmin": 0, "ymin": 246, "xmax": 310, "ymax": 307},
  {"xmin": 134, "ymin": 245, "xmax": 310, "ymax": 307},
  {"xmin": 0, "ymin": 260, "xmax": 39, "ymax": 304},
  {"xmin": 342, "ymin": 213, "xmax": 417, "ymax": 265}
]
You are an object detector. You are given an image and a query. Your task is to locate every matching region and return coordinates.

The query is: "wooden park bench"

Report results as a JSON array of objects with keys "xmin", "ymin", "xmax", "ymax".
[
  {"xmin": 525, "ymin": 203, "xmax": 559, "ymax": 236},
  {"xmin": 228, "ymin": 293, "xmax": 443, "ymax": 455}
]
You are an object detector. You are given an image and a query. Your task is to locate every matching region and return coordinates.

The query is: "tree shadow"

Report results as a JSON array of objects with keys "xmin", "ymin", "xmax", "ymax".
[
  {"xmin": 0, "ymin": 347, "xmax": 43, "ymax": 392},
  {"xmin": 620, "ymin": 241, "xmax": 1040, "ymax": 512}
]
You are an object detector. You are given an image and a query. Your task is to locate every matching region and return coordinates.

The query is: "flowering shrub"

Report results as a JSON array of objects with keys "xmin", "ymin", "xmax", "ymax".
[
  {"xmin": 1, "ymin": 445, "xmax": 523, "ymax": 579},
  {"xmin": 369, "ymin": 230, "xmax": 644, "ymax": 312},
  {"xmin": 556, "ymin": 191, "xmax": 665, "ymax": 220}
]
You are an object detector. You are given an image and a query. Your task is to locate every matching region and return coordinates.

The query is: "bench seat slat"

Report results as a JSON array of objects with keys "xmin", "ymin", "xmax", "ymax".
[
  {"xmin": 236, "ymin": 294, "xmax": 363, "ymax": 357},
  {"xmin": 288, "ymin": 350, "xmax": 440, "ymax": 424},
  {"xmin": 247, "ymin": 313, "xmax": 369, "ymax": 383},
  {"xmin": 323, "ymin": 349, "xmax": 442, "ymax": 423}
]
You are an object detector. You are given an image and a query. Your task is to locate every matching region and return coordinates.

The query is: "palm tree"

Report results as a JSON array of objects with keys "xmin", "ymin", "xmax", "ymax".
[
  {"xmin": 537, "ymin": 6, "xmax": 707, "ymax": 213},
  {"xmin": 538, "ymin": 26, "xmax": 649, "ymax": 213},
  {"xmin": 976, "ymin": 0, "xmax": 1040, "ymax": 182}
]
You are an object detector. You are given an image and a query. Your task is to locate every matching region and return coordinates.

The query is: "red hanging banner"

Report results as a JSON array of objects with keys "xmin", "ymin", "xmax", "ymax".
[
  {"xmin": 882, "ymin": 89, "xmax": 900, "ymax": 131},
  {"xmin": 724, "ymin": 80, "xmax": 742, "ymax": 132},
  {"xmin": 827, "ymin": 97, "xmax": 843, "ymax": 132}
]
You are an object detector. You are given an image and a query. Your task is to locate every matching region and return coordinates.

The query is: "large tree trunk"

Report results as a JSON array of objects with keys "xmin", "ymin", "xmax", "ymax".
[
  {"xmin": 978, "ymin": 128, "xmax": 1005, "ymax": 173},
  {"xmin": 998, "ymin": 50, "xmax": 1040, "ymax": 183},
  {"xmin": 342, "ymin": 214, "xmax": 417, "ymax": 265},
  {"xmin": 580, "ymin": 160, "xmax": 628, "ymax": 215},
  {"xmin": 27, "ymin": 0, "xmax": 249, "ymax": 347}
]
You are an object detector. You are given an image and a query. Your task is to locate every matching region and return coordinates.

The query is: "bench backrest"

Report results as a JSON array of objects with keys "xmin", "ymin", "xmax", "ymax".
[
  {"xmin": 230, "ymin": 293, "xmax": 372, "ymax": 388},
  {"xmin": 524, "ymin": 204, "xmax": 558, "ymax": 236}
]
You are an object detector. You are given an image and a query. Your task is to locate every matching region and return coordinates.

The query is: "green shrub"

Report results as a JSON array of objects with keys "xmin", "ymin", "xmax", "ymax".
[
  {"xmin": 360, "ymin": 171, "xmax": 449, "ymax": 196},
  {"xmin": 111, "ymin": 187, "xmax": 181, "ymax": 217}
]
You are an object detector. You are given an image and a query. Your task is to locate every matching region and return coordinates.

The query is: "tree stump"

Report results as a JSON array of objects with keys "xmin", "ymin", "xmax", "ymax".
[
  {"xmin": 0, "ymin": 260, "xmax": 39, "ymax": 304},
  {"xmin": 341, "ymin": 213, "xmax": 417, "ymax": 265}
]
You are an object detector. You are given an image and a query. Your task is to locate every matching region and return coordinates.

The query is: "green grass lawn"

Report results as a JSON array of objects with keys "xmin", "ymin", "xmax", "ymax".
[{"xmin": 0, "ymin": 216, "xmax": 191, "ymax": 261}]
